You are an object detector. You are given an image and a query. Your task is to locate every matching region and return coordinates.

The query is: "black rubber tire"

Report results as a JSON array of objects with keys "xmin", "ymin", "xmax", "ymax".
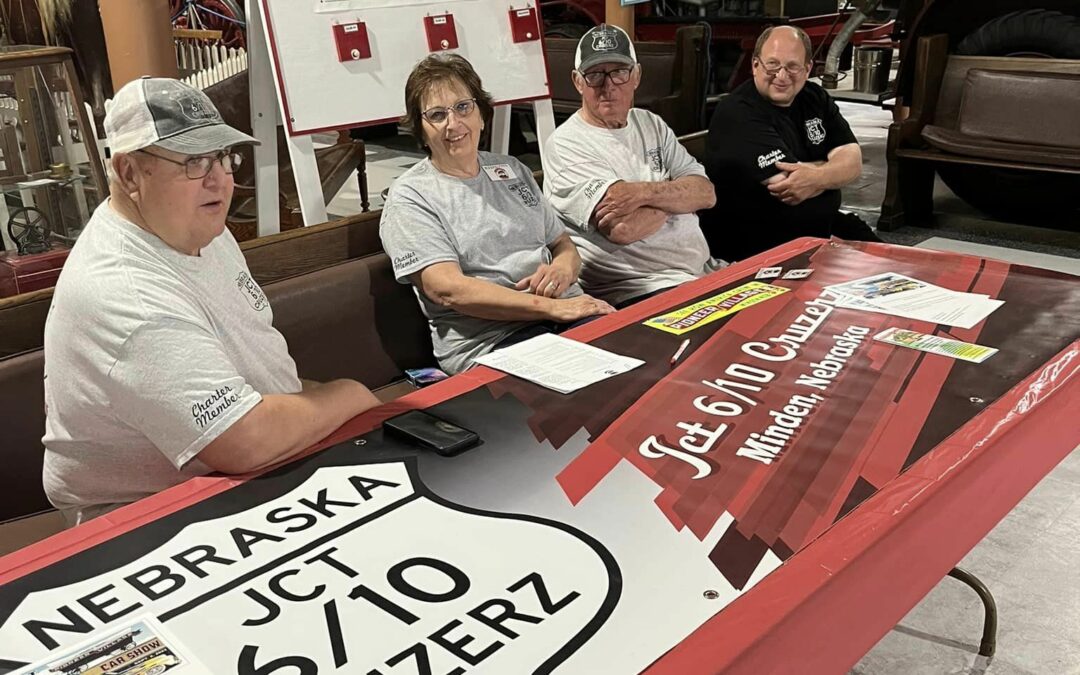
[
  {"xmin": 938, "ymin": 9, "xmax": 1080, "ymax": 224},
  {"xmin": 935, "ymin": 165, "xmax": 1080, "ymax": 224},
  {"xmin": 545, "ymin": 23, "xmax": 590, "ymax": 40},
  {"xmin": 956, "ymin": 9, "xmax": 1080, "ymax": 58}
]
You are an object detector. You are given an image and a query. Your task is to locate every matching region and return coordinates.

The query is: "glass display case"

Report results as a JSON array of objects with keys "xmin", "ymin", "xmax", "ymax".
[{"xmin": 0, "ymin": 45, "xmax": 107, "ymax": 297}]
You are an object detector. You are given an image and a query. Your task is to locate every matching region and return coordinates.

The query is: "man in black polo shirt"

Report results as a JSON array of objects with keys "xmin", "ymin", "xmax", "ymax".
[{"xmin": 702, "ymin": 25, "xmax": 880, "ymax": 261}]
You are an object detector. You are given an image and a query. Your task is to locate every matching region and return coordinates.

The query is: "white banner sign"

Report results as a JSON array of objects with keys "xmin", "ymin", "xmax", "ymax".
[{"xmin": 0, "ymin": 463, "xmax": 618, "ymax": 673}]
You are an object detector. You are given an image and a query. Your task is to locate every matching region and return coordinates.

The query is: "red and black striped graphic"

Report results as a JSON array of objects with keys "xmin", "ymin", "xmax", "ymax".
[{"xmin": 490, "ymin": 241, "xmax": 1078, "ymax": 589}]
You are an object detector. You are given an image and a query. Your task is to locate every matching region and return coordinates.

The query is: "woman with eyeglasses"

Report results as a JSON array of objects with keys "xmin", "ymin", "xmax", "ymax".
[{"xmin": 380, "ymin": 53, "xmax": 614, "ymax": 375}]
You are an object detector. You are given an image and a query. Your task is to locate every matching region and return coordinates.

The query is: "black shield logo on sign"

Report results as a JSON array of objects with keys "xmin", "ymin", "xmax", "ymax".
[{"xmin": 0, "ymin": 457, "xmax": 621, "ymax": 675}]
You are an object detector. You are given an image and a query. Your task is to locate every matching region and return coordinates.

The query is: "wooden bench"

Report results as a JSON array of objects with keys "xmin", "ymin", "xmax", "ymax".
[
  {"xmin": 879, "ymin": 34, "xmax": 1080, "ymax": 230},
  {"xmin": 0, "ymin": 209, "xmax": 386, "ymax": 361},
  {"xmin": 0, "ymin": 227, "xmax": 432, "ymax": 536}
]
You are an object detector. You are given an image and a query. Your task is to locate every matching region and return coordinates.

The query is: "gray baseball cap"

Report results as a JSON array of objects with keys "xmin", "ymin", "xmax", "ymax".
[
  {"xmin": 575, "ymin": 24, "xmax": 638, "ymax": 72},
  {"xmin": 105, "ymin": 77, "xmax": 258, "ymax": 156}
]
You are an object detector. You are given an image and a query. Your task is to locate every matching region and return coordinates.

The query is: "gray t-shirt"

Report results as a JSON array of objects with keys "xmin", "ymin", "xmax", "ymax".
[
  {"xmin": 379, "ymin": 152, "xmax": 581, "ymax": 374},
  {"xmin": 543, "ymin": 108, "xmax": 720, "ymax": 305},
  {"xmin": 42, "ymin": 202, "xmax": 301, "ymax": 525}
]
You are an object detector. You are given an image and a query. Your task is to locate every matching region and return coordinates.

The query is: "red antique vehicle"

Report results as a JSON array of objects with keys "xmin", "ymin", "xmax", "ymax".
[{"xmin": 539, "ymin": 0, "xmax": 895, "ymax": 91}]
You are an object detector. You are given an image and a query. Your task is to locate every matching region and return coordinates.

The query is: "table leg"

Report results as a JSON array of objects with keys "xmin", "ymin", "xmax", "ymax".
[{"xmin": 947, "ymin": 566, "xmax": 997, "ymax": 660}]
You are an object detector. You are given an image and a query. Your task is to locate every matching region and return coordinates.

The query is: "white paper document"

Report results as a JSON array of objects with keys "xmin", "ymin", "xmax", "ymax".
[
  {"xmin": 473, "ymin": 333, "xmax": 644, "ymax": 394},
  {"xmin": 826, "ymin": 272, "xmax": 1003, "ymax": 329}
]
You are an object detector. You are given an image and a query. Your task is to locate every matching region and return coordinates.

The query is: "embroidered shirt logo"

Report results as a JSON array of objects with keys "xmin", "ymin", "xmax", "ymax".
[
  {"xmin": 191, "ymin": 385, "xmax": 239, "ymax": 428},
  {"xmin": 805, "ymin": 117, "xmax": 826, "ymax": 145},
  {"xmin": 757, "ymin": 148, "xmax": 786, "ymax": 169},
  {"xmin": 645, "ymin": 147, "xmax": 663, "ymax": 173},
  {"xmin": 592, "ymin": 27, "xmax": 619, "ymax": 52},
  {"xmin": 583, "ymin": 179, "xmax": 607, "ymax": 200},
  {"xmin": 507, "ymin": 181, "xmax": 539, "ymax": 208},
  {"xmin": 393, "ymin": 251, "xmax": 419, "ymax": 272},
  {"xmin": 235, "ymin": 271, "xmax": 268, "ymax": 311},
  {"xmin": 177, "ymin": 93, "xmax": 220, "ymax": 122}
]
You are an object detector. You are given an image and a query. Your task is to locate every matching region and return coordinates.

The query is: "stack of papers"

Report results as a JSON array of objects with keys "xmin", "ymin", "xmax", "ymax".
[
  {"xmin": 826, "ymin": 273, "xmax": 1003, "ymax": 329},
  {"xmin": 473, "ymin": 333, "xmax": 644, "ymax": 394}
]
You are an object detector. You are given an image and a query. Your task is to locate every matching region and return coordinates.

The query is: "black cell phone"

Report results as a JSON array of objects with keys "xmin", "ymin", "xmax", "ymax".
[{"xmin": 382, "ymin": 410, "xmax": 481, "ymax": 457}]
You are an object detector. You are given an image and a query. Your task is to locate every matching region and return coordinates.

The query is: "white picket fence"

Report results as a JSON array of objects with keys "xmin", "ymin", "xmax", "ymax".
[{"xmin": 177, "ymin": 43, "xmax": 248, "ymax": 90}]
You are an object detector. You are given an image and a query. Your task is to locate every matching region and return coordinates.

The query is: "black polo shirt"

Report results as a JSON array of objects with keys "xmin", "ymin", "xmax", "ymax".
[{"xmin": 701, "ymin": 80, "xmax": 858, "ymax": 261}]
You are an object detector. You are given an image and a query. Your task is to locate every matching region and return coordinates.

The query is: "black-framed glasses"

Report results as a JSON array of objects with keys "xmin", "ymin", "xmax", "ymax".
[
  {"xmin": 138, "ymin": 148, "xmax": 243, "ymax": 180},
  {"xmin": 756, "ymin": 58, "xmax": 808, "ymax": 78},
  {"xmin": 579, "ymin": 66, "xmax": 633, "ymax": 88},
  {"xmin": 421, "ymin": 98, "xmax": 477, "ymax": 125}
]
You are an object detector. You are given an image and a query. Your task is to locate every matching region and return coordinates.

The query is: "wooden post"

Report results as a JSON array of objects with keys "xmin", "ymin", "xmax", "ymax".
[
  {"xmin": 99, "ymin": 0, "xmax": 179, "ymax": 91},
  {"xmin": 605, "ymin": 0, "xmax": 634, "ymax": 36}
]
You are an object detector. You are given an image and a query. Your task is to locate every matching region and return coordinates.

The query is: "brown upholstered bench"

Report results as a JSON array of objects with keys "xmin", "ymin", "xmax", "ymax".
[
  {"xmin": 0, "ymin": 287, "xmax": 53, "ymax": 360},
  {"xmin": 0, "ymin": 349, "xmax": 50, "ymax": 523},
  {"xmin": 921, "ymin": 69, "xmax": 1080, "ymax": 167},
  {"xmin": 879, "ymin": 34, "xmax": 1080, "ymax": 230},
  {"xmin": 0, "ymin": 252, "xmax": 433, "ymax": 534},
  {"xmin": 264, "ymin": 254, "xmax": 433, "ymax": 394},
  {"xmin": 0, "ymin": 211, "xmax": 387, "ymax": 363}
]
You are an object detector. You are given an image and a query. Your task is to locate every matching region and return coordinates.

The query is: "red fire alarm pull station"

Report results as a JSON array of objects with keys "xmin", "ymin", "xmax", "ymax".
[
  {"xmin": 333, "ymin": 22, "xmax": 371, "ymax": 62},
  {"xmin": 424, "ymin": 14, "xmax": 458, "ymax": 51},
  {"xmin": 509, "ymin": 7, "xmax": 540, "ymax": 43}
]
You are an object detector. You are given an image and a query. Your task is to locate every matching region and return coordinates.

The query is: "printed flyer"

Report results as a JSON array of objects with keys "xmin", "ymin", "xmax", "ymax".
[{"xmin": 873, "ymin": 327, "xmax": 998, "ymax": 363}]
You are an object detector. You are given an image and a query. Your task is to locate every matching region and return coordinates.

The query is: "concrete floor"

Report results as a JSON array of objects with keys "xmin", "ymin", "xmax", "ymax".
[
  {"xmin": 838, "ymin": 101, "xmax": 1080, "ymax": 258},
  {"xmin": 837, "ymin": 100, "xmax": 1080, "ymax": 675},
  {"xmin": 853, "ymin": 450, "xmax": 1080, "ymax": 675},
  {"xmin": 337, "ymin": 102, "xmax": 1080, "ymax": 674}
]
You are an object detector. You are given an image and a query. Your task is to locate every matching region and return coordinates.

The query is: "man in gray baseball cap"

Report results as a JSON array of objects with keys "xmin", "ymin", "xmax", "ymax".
[
  {"xmin": 105, "ymin": 76, "xmax": 260, "ymax": 156},
  {"xmin": 542, "ymin": 25, "xmax": 719, "ymax": 309},
  {"xmin": 42, "ymin": 77, "xmax": 379, "ymax": 526}
]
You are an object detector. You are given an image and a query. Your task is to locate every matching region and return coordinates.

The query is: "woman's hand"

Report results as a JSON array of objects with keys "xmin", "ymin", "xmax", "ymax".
[
  {"xmin": 549, "ymin": 294, "xmax": 616, "ymax": 323},
  {"xmin": 516, "ymin": 260, "xmax": 576, "ymax": 298}
]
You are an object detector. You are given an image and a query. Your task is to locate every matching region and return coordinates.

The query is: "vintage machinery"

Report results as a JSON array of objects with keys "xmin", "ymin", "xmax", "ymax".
[{"xmin": 0, "ymin": 45, "xmax": 106, "ymax": 264}]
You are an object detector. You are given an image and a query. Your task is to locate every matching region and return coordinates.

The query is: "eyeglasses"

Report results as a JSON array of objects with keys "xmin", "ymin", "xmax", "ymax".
[
  {"xmin": 421, "ymin": 98, "xmax": 477, "ymax": 125},
  {"xmin": 138, "ymin": 148, "xmax": 243, "ymax": 180},
  {"xmin": 578, "ymin": 67, "xmax": 633, "ymax": 88},
  {"xmin": 756, "ymin": 59, "xmax": 808, "ymax": 77}
]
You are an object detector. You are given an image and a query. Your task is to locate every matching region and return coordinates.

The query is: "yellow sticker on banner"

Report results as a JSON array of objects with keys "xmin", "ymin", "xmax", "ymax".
[{"xmin": 643, "ymin": 282, "xmax": 789, "ymax": 335}]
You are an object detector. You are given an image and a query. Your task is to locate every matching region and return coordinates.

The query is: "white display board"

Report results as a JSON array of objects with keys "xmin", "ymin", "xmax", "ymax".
[{"xmin": 260, "ymin": 0, "xmax": 552, "ymax": 135}]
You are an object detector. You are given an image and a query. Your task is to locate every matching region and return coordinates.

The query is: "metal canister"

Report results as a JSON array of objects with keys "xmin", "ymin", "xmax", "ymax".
[{"xmin": 853, "ymin": 46, "xmax": 893, "ymax": 94}]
